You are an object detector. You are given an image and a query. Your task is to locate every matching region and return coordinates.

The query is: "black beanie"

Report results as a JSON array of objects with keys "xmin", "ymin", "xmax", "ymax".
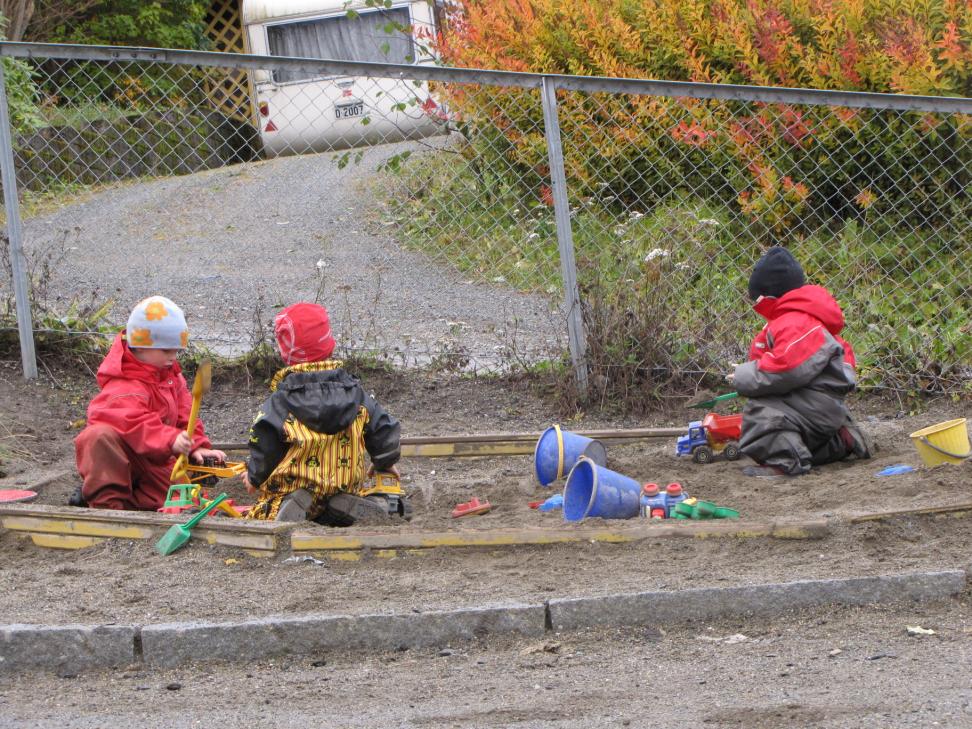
[{"xmin": 748, "ymin": 246, "xmax": 805, "ymax": 300}]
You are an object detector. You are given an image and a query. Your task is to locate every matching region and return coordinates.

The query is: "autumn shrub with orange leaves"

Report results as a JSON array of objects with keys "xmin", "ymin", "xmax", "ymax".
[{"xmin": 434, "ymin": 0, "xmax": 972, "ymax": 235}]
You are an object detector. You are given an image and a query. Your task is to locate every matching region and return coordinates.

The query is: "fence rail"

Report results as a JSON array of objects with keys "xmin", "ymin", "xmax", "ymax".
[
  {"xmin": 0, "ymin": 42, "xmax": 969, "ymax": 399},
  {"xmin": 4, "ymin": 42, "xmax": 972, "ymax": 113}
]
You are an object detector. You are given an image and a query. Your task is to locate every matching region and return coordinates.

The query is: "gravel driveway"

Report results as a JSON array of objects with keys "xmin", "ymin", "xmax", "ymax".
[{"xmin": 13, "ymin": 141, "xmax": 564, "ymax": 366}]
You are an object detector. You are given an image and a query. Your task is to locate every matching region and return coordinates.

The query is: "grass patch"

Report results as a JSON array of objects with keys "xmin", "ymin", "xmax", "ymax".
[
  {"xmin": 40, "ymin": 102, "xmax": 135, "ymax": 129},
  {"xmin": 0, "ymin": 178, "xmax": 139, "ymax": 227}
]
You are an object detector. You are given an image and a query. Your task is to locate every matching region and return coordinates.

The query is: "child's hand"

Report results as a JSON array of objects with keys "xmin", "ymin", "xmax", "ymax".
[
  {"xmin": 725, "ymin": 363, "xmax": 741, "ymax": 383},
  {"xmin": 171, "ymin": 431, "xmax": 192, "ymax": 456},
  {"xmin": 190, "ymin": 448, "xmax": 227, "ymax": 465},
  {"xmin": 368, "ymin": 463, "xmax": 401, "ymax": 478}
]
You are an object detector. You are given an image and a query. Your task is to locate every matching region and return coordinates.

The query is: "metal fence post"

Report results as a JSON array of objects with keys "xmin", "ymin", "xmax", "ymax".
[
  {"xmin": 0, "ymin": 60, "xmax": 37, "ymax": 380},
  {"xmin": 540, "ymin": 76, "xmax": 588, "ymax": 398}
]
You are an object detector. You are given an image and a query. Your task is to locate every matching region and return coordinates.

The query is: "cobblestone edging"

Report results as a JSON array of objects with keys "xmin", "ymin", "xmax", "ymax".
[{"xmin": 1, "ymin": 570, "xmax": 966, "ymax": 674}]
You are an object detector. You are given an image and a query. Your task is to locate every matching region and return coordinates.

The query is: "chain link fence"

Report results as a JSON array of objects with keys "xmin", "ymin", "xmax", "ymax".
[
  {"xmin": 0, "ymin": 44, "xmax": 568, "ymax": 376},
  {"xmin": 0, "ymin": 42, "xmax": 969, "ymax": 399}
]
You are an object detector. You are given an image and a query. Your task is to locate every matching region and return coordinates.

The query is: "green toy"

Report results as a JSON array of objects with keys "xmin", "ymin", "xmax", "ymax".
[
  {"xmin": 672, "ymin": 497, "xmax": 739, "ymax": 520},
  {"xmin": 155, "ymin": 493, "xmax": 228, "ymax": 556},
  {"xmin": 159, "ymin": 484, "xmax": 199, "ymax": 514},
  {"xmin": 686, "ymin": 391, "xmax": 739, "ymax": 409}
]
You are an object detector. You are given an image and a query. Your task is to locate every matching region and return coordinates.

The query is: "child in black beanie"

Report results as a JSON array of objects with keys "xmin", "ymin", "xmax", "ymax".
[{"xmin": 729, "ymin": 246, "xmax": 872, "ymax": 476}]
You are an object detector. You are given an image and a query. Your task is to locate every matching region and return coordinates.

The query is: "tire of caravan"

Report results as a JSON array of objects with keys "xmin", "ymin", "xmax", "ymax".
[{"xmin": 243, "ymin": 0, "xmax": 447, "ymax": 156}]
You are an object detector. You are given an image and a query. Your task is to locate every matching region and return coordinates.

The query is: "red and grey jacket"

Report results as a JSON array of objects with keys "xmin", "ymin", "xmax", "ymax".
[{"xmin": 733, "ymin": 285, "xmax": 857, "ymax": 398}]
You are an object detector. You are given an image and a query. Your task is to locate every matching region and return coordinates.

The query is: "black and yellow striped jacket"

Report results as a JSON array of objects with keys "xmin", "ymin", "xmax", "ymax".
[{"xmin": 246, "ymin": 361, "xmax": 400, "ymax": 494}]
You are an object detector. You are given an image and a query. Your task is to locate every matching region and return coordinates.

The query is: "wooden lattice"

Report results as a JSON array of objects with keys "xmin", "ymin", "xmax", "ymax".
[{"xmin": 203, "ymin": 0, "xmax": 253, "ymax": 125}]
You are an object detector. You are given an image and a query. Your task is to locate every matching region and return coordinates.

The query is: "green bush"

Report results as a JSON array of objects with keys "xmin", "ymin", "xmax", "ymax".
[{"xmin": 0, "ymin": 27, "xmax": 43, "ymax": 134}]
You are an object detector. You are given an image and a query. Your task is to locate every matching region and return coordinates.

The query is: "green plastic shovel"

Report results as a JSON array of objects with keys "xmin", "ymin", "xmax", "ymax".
[
  {"xmin": 155, "ymin": 493, "xmax": 227, "ymax": 556},
  {"xmin": 686, "ymin": 391, "xmax": 739, "ymax": 409}
]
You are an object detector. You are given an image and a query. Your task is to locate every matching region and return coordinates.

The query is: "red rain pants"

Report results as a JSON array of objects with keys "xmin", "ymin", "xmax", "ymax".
[{"xmin": 75, "ymin": 425, "xmax": 173, "ymax": 511}]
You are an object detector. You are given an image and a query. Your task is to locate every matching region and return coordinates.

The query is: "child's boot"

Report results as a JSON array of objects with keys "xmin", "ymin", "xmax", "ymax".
[
  {"xmin": 320, "ymin": 492, "xmax": 390, "ymax": 527},
  {"xmin": 67, "ymin": 484, "xmax": 88, "ymax": 508},
  {"xmin": 275, "ymin": 488, "xmax": 314, "ymax": 522},
  {"xmin": 839, "ymin": 424, "xmax": 874, "ymax": 459}
]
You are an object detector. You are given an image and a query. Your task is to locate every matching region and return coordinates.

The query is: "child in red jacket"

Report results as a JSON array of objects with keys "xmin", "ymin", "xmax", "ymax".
[
  {"xmin": 730, "ymin": 247, "xmax": 872, "ymax": 476},
  {"xmin": 70, "ymin": 296, "xmax": 225, "ymax": 510}
]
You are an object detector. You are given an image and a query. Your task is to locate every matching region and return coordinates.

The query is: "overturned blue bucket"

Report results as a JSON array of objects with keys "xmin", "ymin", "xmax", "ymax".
[
  {"xmin": 534, "ymin": 425, "xmax": 608, "ymax": 486},
  {"xmin": 563, "ymin": 457, "xmax": 641, "ymax": 522}
]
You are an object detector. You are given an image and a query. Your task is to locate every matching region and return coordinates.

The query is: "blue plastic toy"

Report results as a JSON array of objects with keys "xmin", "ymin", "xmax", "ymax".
[
  {"xmin": 876, "ymin": 464, "xmax": 916, "ymax": 476},
  {"xmin": 639, "ymin": 483, "xmax": 668, "ymax": 518},
  {"xmin": 538, "ymin": 493, "xmax": 564, "ymax": 512}
]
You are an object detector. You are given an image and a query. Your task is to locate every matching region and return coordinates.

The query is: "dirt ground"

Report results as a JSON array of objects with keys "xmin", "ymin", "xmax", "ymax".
[
  {"xmin": 0, "ymin": 356, "xmax": 970, "ymax": 626},
  {"xmin": 2, "ymin": 597, "xmax": 971, "ymax": 728}
]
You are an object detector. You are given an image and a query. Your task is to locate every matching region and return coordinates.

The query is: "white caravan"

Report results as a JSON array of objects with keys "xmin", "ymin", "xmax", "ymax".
[{"xmin": 242, "ymin": 0, "xmax": 445, "ymax": 155}]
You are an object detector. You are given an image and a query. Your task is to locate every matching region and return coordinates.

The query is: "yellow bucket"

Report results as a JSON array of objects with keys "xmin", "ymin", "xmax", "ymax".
[{"xmin": 909, "ymin": 418, "xmax": 971, "ymax": 467}]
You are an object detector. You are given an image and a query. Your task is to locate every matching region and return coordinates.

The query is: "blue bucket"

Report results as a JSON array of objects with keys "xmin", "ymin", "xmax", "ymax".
[
  {"xmin": 534, "ymin": 425, "xmax": 608, "ymax": 486},
  {"xmin": 563, "ymin": 457, "xmax": 641, "ymax": 522}
]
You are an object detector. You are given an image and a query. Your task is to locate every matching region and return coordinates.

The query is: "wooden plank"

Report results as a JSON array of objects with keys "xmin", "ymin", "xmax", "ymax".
[
  {"xmin": 195, "ymin": 528, "xmax": 279, "ymax": 553},
  {"xmin": 291, "ymin": 519, "xmax": 829, "ymax": 553},
  {"xmin": 0, "ymin": 504, "xmax": 293, "ymax": 555},
  {"xmin": 404, "ymin": 437, "xmax": 685, "ymax": 458},
  {"xmin": 403, "ymin": 442, "xmax": 536, "ymax": 457},
  {"xmin": 213, "ymin": 426, "xmax": 686, "ymax": 455},
  {"xmin": 30, "ymin": 533, "xmax": 105, "ymax": 550},
  {"xmin": 0, "ymin": 504, "xmax": 291, "ymax": 535},
  {"xmin": 2, "ymin": 515, "xmax": 157, "ymax": 540},
  {"xmin": 850, "ymin": 503, "xmax": 972, "ymax": 523}
]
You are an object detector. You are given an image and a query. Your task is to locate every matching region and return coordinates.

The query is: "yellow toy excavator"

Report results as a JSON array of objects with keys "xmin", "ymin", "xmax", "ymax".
[{"xmin": 357, "ymin": 470, "xmax": 413, "ymax": 520}]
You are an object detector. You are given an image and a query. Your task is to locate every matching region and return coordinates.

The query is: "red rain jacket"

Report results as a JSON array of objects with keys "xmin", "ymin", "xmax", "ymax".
[
  {"xmin": 85, "ymin": 333, "xmax": 210, "ymax": 463},
  {"xmin": 734, "ymin": 285, "xmax": 857, "ymax": 475}
]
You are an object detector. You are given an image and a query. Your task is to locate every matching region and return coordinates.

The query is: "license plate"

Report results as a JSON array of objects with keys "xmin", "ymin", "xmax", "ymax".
[{"xmin": 334, "ymin": 102, "xmax": 364, "ymax": 120}]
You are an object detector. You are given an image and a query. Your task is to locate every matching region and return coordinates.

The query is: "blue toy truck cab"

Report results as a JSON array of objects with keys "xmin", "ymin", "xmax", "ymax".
[
  {"xmin": 676, "ymin": 421, "xmax": 707, "ymax": 457},
  {"xmin": 675, "ymin": 414, "xmax": 743, "ymax": 464}
]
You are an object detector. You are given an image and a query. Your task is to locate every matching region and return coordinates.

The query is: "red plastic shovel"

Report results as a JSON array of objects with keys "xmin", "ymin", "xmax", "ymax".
[{"xmin": 0, "ymin": 489, "xmax": 37, "ymax": 503}]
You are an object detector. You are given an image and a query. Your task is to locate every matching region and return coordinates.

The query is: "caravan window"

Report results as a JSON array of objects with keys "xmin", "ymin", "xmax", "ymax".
[{"xmin": 267, "ymin": 8, "xmax": 414, "ymax": 83}]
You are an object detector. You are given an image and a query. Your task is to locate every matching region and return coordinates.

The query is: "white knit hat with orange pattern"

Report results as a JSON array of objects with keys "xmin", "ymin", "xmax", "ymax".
[{"xmin": 125, "ymin": 296, "xmax": 189, "ymax": 349}]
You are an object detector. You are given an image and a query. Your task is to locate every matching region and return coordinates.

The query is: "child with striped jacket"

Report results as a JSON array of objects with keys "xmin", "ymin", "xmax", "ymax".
[{"xmin": 243, "ymin": 302, "xmax": 402, "ymax": 523}]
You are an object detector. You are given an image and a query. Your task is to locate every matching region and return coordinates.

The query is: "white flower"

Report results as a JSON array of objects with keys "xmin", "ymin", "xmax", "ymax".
[{"xmin": 644, "ymin": 248, "xmax": 670, "ymax": 262}]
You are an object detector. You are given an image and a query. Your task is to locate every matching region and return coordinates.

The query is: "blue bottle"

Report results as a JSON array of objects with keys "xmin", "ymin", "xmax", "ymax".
[
  {"xmin": 664, "ymin": 483, "xmax": 688, "ymax": 516},
  {"xmin": 538, "ymin": 493, "xmax": 564, "ymax": 512},
  {"xmin": 640, "ymin": 483, "xmax": 668, "ymax": 518}
]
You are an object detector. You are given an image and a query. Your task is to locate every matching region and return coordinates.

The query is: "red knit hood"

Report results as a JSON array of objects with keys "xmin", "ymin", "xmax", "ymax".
[
  {"xmin": 753, "ymin": 284, "xmax": 845, "ymax": 335},
  {"xmin": 96, "ymin": 332, "xmax": 182, "ymax": 389}
]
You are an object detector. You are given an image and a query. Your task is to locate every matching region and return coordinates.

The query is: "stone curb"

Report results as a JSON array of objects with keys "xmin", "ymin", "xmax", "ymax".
[
  {"xmin": 547, "ymin": 570, "xmax": 968, "ymax": 630},
  {"xmin": 140, "ymin": 604, "xmax": 547, "ymax": 668},
  {"xmin": 1, "ymin": 570, "xmax": 966, "ymax": 673},
  {"xmin": 0, "ymin": 624, "xmax": 137, "ymax": 674}
]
